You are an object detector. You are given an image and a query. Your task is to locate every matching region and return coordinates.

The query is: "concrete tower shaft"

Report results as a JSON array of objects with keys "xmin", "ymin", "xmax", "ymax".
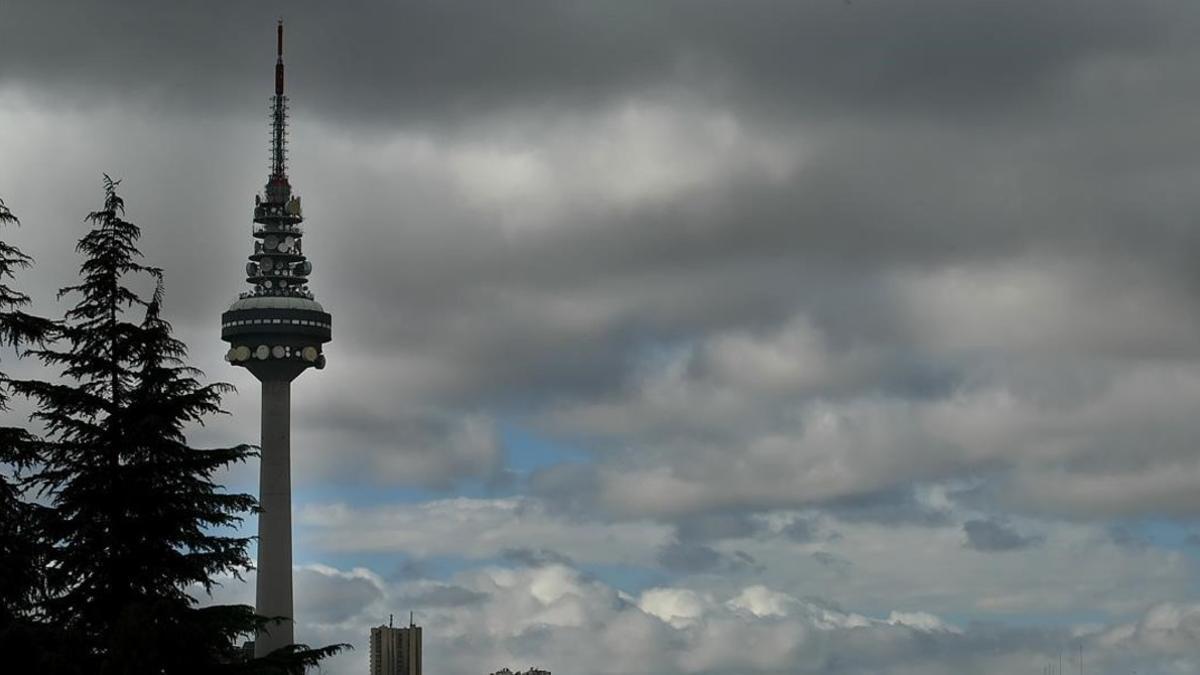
[{"xmin": 220, "ymin": 21, "xmax": 331, "ymax": 658}]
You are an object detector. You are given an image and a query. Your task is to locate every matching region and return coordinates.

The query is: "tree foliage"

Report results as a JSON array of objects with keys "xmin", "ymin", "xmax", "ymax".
[{"xmin": 0, "ymin": 196, "xmax": 79, "ymax": 671}]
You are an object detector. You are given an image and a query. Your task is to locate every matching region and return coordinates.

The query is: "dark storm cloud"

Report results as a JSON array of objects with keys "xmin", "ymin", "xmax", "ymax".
[
  {"xmin": 0, "ymin": 0, "xmax": 1179, "ymax": 127},
  {"xmin": 10, "ymin": 0, "xmax": 1200, "ymax": 399},
  {"xmin": 962, "ymin": 518, "xmax": 1043, "ymax": 552},
  {"xmin": 2, "ymin": 1, "xmax": 1196, "ymax": 327}
]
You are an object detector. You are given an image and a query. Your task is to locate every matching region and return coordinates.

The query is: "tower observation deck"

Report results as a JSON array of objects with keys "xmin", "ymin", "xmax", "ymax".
[{"xmin": 220, "ymin": 21, "xmax": 331, "ymax": 657}]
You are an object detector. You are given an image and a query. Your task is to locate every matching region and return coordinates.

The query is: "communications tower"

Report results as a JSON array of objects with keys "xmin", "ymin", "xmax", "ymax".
[{"xmin": 221, "ymin": 21, "xmax": 332, "ymax": 656}]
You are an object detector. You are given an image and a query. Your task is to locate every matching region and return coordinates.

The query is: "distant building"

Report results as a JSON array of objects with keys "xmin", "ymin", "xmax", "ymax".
[
  {"xmin": 370, "ymin": 615, "xmax": 422, "ymax": 675},
  {"xmin": 489, "ymin": 669, "xmax": 551, "ymax": 675}
]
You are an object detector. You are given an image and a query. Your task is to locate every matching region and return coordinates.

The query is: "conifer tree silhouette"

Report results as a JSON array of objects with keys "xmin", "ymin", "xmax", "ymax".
[{"xmin": 0, "ymin": 195, "xmax": 65, "ymax": 671}]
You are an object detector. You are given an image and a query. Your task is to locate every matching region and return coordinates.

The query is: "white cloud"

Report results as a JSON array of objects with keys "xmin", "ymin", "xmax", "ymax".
[
  {"xmin": 294, "ymin": 495, "xmax": 1191, "ymax": 626},
  {"xmin": 195, "ymin": 560, "xmax": 1200, "ymax": 675},
  {"xmin": 297, "ymin": 497, "xmax": 671, "ymax": 566},
  {"xmin": 727, "ymin": 585, "xmax": 795, "ymax": 619},
  {"xmin": 1099, "ymin": 602, "xmax": 1200, "ymax": 654},
  {"xmin": 888, "ymin": 261, "xmax": 1200, "ymax": 357},
  {"xmin": 886, "ymin": 611, "xmax": 961, "ymax": 634},
  {"xmin": 638, "ymin": 587, "xmax": 710, "ymax": 628},
  {"xmin": 417, "ymin": 100, "xmax": 801, "ymax": 232}
]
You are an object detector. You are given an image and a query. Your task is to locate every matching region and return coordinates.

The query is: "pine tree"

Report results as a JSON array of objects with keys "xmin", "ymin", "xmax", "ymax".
[
  {"xmin": 15, "ymin": 177, "xmax": 341, "ymax": 673},
  {"xmin": 0, "ymin": 196, "xmax": 77, "ymax": 672},
  {"xmin": 0, "ymin": 198, "xmax": 50, "ymax": 608},
  {"xmin": 0, "ymin": 196, "xmax": 43, "ymax": 622}
]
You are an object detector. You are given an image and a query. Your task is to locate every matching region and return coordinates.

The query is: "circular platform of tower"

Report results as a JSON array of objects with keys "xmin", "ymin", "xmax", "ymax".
[{"xmin": 221, "ymin": 190, "xmax": 331, "ymax": 382}]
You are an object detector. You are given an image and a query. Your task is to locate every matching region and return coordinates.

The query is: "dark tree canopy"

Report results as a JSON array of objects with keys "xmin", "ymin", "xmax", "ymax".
[
  {"xmin": 0, "ymin": 196, "xmax": 78, "ymax": 671},
  {"xmin": 0, "ymin": 196, "xmax": 38, "ymax": 621},
  {"xmin": 0, "ymin": 197, "xmax": 54, "ymax": 365}
]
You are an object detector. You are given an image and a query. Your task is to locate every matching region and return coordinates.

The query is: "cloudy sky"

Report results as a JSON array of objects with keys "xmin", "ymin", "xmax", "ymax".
[{"xmin": 6, "ymin": 1, "xmax": 1200, "ymax": 673}]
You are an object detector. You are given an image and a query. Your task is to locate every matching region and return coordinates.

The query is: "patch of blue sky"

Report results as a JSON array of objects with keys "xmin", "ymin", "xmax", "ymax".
[
  {"xmin": 293, "ymin": 549, "xmax": 404, "ymax": 576},
  {"xmin": 291, "ymin": 476, "xmax": 517, "ymax": 509},
  {"xmin": 500, "ymin": 420, "xmax": 590, "ymax": 475},
  {"xmin": 1135, "ymin": 518, "xmax": 1200, "ymax": 551},
  {"xmin": 286, "ymin": 545, "xmax": 503, "ymax": 583},
  {"xmin": 286, "ymin": 546, "xmax": 667, "ymax": 596},
  {"xmin": 278, "ymin": 422, "xmax": 589, "ymax": 514},
  {"xmin": 1124, "ymin": 519, "xmax": 1200, "ymax": 597}
]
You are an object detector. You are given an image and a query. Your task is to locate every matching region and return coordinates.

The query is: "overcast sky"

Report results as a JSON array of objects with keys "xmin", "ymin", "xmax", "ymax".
[{"xmin": 7, "ymin": 1, "xmax": 1200, "ymax": 673}]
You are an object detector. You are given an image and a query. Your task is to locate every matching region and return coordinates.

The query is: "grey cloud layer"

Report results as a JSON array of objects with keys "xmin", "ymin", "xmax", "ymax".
[
  {"xmin": 1, "ymin": 1, "xmax": 1179, "ymax": 123},
  {"xmin": 6, "ymin": 3, "xmax": 1200, "ymax": 670},
  {"xmin": 6, "ymin": 0, "xmax": 1200, "ymax": 519}
]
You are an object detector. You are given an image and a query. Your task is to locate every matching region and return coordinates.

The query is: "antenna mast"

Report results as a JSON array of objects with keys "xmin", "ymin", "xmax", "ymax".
[{"xmin": 267, "ymin": 19, "xmax": 290, "ymax": 202}]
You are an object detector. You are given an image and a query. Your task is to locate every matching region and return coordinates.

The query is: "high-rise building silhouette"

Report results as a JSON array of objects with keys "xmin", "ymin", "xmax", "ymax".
[
  {"xmin": 371, "ymin": 615, "xmax": 423, "ymax": 675},
  {"xmin": 221, "ymin": 21, "xmax": 332, "ymax": 657}
]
